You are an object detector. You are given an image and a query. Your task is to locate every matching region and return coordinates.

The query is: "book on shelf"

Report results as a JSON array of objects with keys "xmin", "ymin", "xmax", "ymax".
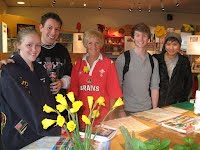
[{"xmin": 161, "ymin": 115, "xmax": 200, "ymax": 134}]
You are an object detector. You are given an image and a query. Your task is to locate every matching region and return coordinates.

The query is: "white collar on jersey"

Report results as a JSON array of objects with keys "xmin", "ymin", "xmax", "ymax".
[{"xmin": 82, "ymin": 53, "xmax": 103, "ymax": 61}]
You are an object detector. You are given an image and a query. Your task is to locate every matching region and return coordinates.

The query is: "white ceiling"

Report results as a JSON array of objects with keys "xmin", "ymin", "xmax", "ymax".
[{"xmin": 2, "ymin": 0, "xmax": 200, "ymax": 14}]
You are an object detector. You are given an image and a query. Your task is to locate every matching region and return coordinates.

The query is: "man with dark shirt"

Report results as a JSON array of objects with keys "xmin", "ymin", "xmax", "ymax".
[{"xmin": 38, "ymin": 12, "xmax": 72, "ymax": 95}]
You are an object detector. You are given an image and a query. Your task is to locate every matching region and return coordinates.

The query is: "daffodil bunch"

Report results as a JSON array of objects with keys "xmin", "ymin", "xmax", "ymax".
[
  {"xmin": 182, "ymin": 24, "xmax": 195, "ymax": 33},
  {"xmin": 154, "ymin": 25, "xmax": 167, "ymax": 38},
  {"xmin": 41, "ymin": 92, "xmax": 124, "ymax": 150}
]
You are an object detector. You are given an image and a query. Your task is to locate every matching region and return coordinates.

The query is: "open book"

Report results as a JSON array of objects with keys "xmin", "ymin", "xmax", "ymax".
[{"xmin": 161, "ymin": 115, "xmax": 200, "ymax": 134}]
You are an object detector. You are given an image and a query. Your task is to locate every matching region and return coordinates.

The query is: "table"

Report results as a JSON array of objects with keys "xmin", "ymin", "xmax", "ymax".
[
  {"xmin": 110, "ymin": 110, "xmax": 200, "ymax": 150},
  {"xmin": 22, "ymin": 106, "xmax": 200, "ymax": 150}
]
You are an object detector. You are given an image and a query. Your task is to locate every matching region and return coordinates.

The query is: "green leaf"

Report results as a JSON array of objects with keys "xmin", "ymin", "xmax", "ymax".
[
  {"xmin": 160, "ymin": 139, "xmax": 171, "ymax": 150},
  {"xmin": 132, "ymin": 138, "xmax": 147, "ymax": 150},
  {"xmin": 183, "ymin": 138, "xmax": 194, "ymax": 145},
  {"xmin": 191, "ymin": 144, "xmax": 200, "ymax": 150},
  {"xmin": 144, "ymin": 139, "xmax": 160, "ymax": 149},
  {"xmin": 173, "ymin": 145, "xmax": 188, "ymax": 150}
]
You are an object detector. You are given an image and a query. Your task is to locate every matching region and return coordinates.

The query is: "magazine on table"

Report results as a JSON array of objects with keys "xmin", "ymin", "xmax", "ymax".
[
  {"xmin": 53, "ymin": 125, "xmax": 116, "ymax": 150},
  {"xmin": 161, "ymin": 115, "xmax": 200, "ymax": 134},
  {"xmin": 79, "ymin": 125, "xmax": 117, "ymax": 140}
]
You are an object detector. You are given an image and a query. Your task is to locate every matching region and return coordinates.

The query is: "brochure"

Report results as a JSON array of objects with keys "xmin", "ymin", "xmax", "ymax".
[{"xmin": 161, "ymin": 115, "xmax": 200, "ymax": 134}]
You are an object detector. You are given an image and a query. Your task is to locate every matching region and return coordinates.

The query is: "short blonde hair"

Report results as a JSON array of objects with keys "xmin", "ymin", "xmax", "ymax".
[{"xmin": 83, "ymin": 29, "xmax": 104, "ymax": 48}]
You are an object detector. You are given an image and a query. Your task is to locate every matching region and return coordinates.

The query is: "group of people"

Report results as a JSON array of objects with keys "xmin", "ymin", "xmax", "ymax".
[{"xmin": 0, "ymin": 12, "xmax": 192, "ymax": 149}]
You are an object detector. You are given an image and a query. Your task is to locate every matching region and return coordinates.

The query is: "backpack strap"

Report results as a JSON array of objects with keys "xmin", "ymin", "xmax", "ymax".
[
  {"xmin": 123, "ymin": 50, "xmax": 130, "ymax": 81},
  {"xmin": 148, "ymin": 53, "xmax": 154, "ymax": 74},
  {"xmin": 148, "ymin": 53, "xmax": 154, "ymax": 96}
]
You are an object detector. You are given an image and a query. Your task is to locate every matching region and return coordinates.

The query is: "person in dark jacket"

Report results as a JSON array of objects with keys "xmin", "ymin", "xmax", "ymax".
[
  {"xmin": 153, "ymin": 32, "xmax": 192, "ymax": 107},
  {"xmin": 0, "ymin": 12, "xmax": 73, "ymax": 96},
  {"xmin": 0, "ymin": 27, "xmax": 61, "ymax": 150}
]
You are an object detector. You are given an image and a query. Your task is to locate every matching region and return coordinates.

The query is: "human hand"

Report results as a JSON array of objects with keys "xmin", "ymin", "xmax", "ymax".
[
  {"xmin": 0, "ymin": 59, "xmax": 15, "ymax": 69},
  {"xmin": 50, "ymin": 79, "xmax": 63, "ymax": 94}
]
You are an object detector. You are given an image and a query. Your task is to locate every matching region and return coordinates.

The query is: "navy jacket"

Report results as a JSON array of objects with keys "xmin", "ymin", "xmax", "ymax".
[
  {"xmin": 153, "ymin": 53, "xmax": 192, "ymax": 107},
  {"xmin": 0, "ymin": 54, "xmax": 60, "ymax": 150}
]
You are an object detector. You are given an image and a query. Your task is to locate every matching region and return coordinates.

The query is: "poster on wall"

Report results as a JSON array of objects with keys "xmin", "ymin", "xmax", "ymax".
[
  {"xmin": 186, "ymin": 35, "xmax": 200, "ymax": 55},
  {"xmin": 73, "ymin": 33, "xmax": 86, "ymax": 53},
  {"xmin": 181, "ymin": 32, "xmax": 192, "ymax": 51},
  {"xmin": 17, "ymin": 24, "xmax": 35, "ymax": 33}
]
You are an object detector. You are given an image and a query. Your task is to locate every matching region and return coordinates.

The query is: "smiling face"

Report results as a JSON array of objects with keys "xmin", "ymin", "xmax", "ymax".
[
  {"xmin": 133, "ymin": 31, "xmax": 149, "ymax": 49},
  {"xmin": 39, "ymin": 18, "xmax": 61, "ymax": 45},
  {"xmin": 165, "ymin": 40, "xmax": 180, "ymax": 58},
  {"xmin": 86, "ymin": 37, "xmax": 101, "ymax": 58},
  {"xmin": 18, "ymin": 33, "xmax": 41, "ymax": 66}
]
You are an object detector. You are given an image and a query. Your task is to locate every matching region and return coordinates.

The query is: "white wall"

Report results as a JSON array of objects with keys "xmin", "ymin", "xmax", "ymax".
[{"xmin": 6, "ymin": 7, "xmax": 200, "ymax": 32}]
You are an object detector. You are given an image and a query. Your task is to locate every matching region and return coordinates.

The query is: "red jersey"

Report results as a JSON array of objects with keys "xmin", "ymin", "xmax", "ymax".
[{"xmin": 69, "ymin": 54, "xmax": 122, "ymax": 126}]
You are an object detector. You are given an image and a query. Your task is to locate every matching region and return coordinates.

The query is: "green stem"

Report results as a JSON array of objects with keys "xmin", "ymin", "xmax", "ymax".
[
  {"xmin": 63, "ymin": 124, "xmax": 73, "ymax": 144},
  {"xmin": 92, "ymin": 108, "xmax": 114, "ymax": 141}
]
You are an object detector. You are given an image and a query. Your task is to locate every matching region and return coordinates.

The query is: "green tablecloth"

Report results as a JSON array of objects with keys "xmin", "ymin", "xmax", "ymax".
[{"xmin": 171, "ymin": 101, "xmax": 194, "ymax": 111}]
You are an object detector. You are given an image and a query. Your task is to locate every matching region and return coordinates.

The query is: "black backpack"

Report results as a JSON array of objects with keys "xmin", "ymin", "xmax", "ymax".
[{"xmin": 122, "ymin": 50, "xmax": 154, "ymax": 81}]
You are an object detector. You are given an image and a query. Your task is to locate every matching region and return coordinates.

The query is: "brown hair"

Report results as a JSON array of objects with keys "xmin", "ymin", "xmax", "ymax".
[
  {"xmin": 40, "ymin": 12, "xmax": 62, "ymax": 27},
  {"xmin": 131, "ymin": 23, "xmax": 151, "ymax": 39}
]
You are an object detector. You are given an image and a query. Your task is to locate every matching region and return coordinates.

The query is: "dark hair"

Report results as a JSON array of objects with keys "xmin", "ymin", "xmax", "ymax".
[
  {"xmin": 131, "ymin": 23, "xmax": 151, "ymax": 39},
  {"xmin": 40, "ymin": 12, "xmax": 63, "ymax": 27},
  {"xmin": 162, "ymin": 37, "xmax": 181, "ymax": 53},
  {"xmin": 165, "ymin": 37, "xmax": 181, "ymax": 45}
]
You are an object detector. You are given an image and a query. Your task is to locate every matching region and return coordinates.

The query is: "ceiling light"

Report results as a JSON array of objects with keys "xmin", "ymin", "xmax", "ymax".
[
  {"xmin": 148, "ymin": 9, "xmax": 151, "ymax": 13},
  {"xmin": 52, "ymin": 0, "xmax": 56, "ymax": 6},
  {"xmin": 98, "ymin": 7, "xmax": 101, "ymax": 11},
  {"xmin": 17, "ymin": 1, "xmax": 25, "ymax": 5},
  {"xmin": 129, "ymin": 8, "xmax": 132, "ymax": 12},
  {"xmin": 176, "ymin": 2, "xmax": 180, "ymax": 7},
  {"xmin": 160, "ymin": 0, "xmax": 164, "ymax": 11},
  {"xmin": 83, "ymin": 3, "xmax": 87, "ymax": 7},
  {"xmin": 139, "ymin": 8, "xmax": 142, "ymax": 12}
]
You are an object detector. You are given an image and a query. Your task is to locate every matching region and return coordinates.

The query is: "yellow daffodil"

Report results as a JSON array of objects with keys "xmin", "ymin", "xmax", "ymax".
[
  {"xmin": 55, "ymin": 94, "xmax": 68, "ymax": 106},
  {"xmin": 67, "ymin": 120, "xmax": 76, "ymax": 132},
  {"xmin": 82, "ymin": 115, "xmax": 91, "ymax": 125},
  {"xmin": 87, "ymin": 96, "xmax": 94, "ymax": 109},
  {"xmin": 56, "ymin": 104, "xmax": 67, "ymax": 113},
  {"xmin": 183, "ymin": 24, "xmax": 194, "ymax": 32},
  {"xmin": 83, "ymin": 66, "xmax": 89, "ymax": 73},
  {"xmin": 154, "ymin": 25, "xmax": 166, "ymax": 38},
  {"xmin": 42, "ymin": 118, "xmax": 56, "ymax": 129},
  {"xmin": 96, "ymin": 96, "xmax": 105, "ymax": 106},
  {"xmin": 92, "ymin": 110, "xmax": 100, "ymax": 118},
  {"xmin": 43, "ymin": 104, "xmax": 56, "ymax": 113},
  {"xmin": 42, "ymin": 93, "xmax": 124, "ymax": 150},
  {"xmin": 67, "ymin": 92, "xmax": 75, "ymax": 103},
  {"xmin": 70, "ymin": 101, "xmax": 83, "ymax": 113},
  {"xmin": 112, "ymin": 97, "xmax": 124, "ymax": 109},
  {"xmin": 57, "ymin": 115, "xmax": 65, "ymax": 127}
]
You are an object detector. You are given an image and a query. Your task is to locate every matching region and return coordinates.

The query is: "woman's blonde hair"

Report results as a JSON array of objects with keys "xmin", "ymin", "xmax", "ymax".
[
  {"xmin": 15, "ymin": 27, "xmax": 40, "ymax": 51},
  {"xmin": 83, "ymin": 29, "xmax": 104, "ymax": 48}
]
